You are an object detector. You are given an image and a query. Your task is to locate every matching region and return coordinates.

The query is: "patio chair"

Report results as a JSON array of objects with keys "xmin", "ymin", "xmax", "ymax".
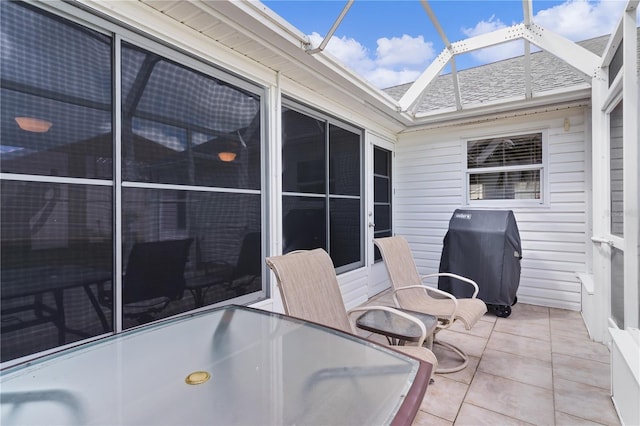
[
  {"xmin": 99, "ymin": 238, "xmax": 193, "ymax": 323},
  {"xmin": 374, "ymin": 236, "xmax": 487, "ymax": 373},
  {"xmin": 265, "ymin": 248, "xmax": 438, "ymax": 378}
]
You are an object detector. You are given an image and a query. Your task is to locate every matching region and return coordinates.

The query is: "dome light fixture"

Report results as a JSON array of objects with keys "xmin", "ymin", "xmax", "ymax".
[
  {"xmin": 217, "ymin": 151, "xmax": 237, "ymax": 162},
  {"xmin": 15, "ymin": 116, "xmax": 52, "ymax": 133}
]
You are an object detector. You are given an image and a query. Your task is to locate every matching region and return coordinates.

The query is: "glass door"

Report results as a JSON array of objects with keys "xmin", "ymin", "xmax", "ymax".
[{"xmin": 367, "ymin": 134, "xmax": 394, "ymax": 296}]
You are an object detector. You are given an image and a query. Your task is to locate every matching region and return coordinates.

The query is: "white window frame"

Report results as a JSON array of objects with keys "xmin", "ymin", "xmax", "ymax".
[{"xmin": 464, "ymin": 130, "xmax": 548, "ymax": 207}]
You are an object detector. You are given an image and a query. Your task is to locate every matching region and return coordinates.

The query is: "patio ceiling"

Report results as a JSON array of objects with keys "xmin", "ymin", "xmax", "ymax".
[{"xmin": 105, "ymin": 0, "xmax": 636, "ymax": 129}]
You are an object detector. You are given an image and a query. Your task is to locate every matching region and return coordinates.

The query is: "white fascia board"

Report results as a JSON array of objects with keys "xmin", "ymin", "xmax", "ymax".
[
  {"xmin": 278, "ymin": 75, "xmax": 406, "ymax": 135},
  {"xmin": 523, "ymin": 23, "xmax": 603, "ymax": 81},
  {"xmin": 407, "ymin": 86, "xmax": 591, "ymax": 130},
  {"xmin": 398, "ymin": 48, "xmax": 452, "ymax": 111}
]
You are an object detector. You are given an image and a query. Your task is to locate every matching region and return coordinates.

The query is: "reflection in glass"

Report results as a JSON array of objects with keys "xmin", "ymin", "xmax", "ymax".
[
  {"xmin": 330, "ymin": 199, "xmax": 361, "ymax": 268},
  {"xmin": 120, "ymin": 188, "xmax": 262, "ymax": 329},
  {"xmin": 467, "ymin": 133, "xmax": 542, "ymax": 169},
  {"xmin": 0, "ymin": 2, "xmax": 265, "ymax": 363},
  {"xmin": 373, "ymin": 147, "xmax": 392, "ymax": 262},
  {"xmin": 329, "ymin": 124, "xmax": 360, "ymax": 196},
  {"xmin": 0, "ymin": 2, "xmax": 114, "ymax": 364},
  {"xmin": 0, "ymin": 2, "xmax": 112, "ymax": 179},
  {"xmin": 1, "ymin": 181, "xmax": 113, "ymax": 362},
  {"xmin": 282, "ymin": 106, "xmax": 363, "ymax": 269},
  {"xmin": 283, "ymin": 197, "xmax": 326, "ymax": 253},
  {"xmin": 469, "ymin": 170, "xmax": 540, "ymax": 200},
  {"xmin": 282, "ymin": 108, "xmax": 325, "ymax": 194},
  {"xmin": 121, "ymin": 43, "xmax": 261, "ymax": 189}
]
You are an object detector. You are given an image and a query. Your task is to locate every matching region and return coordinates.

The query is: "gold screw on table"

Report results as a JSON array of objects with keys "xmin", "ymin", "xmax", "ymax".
[{"xmin": 185, "ymin": 371, "xmax": 211, "ymax": 385}]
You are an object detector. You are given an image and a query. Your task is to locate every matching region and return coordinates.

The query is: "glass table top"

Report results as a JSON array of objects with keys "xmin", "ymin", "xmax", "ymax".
[{"xmin": 1, "ymin": 305, "xmax": 430, "ymax": 425}]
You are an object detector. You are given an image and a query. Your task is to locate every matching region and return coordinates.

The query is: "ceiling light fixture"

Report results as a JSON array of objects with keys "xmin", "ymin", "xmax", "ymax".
[
  {"xmin": 217, "ymin": 151, "xmax": 237, "ymax": 162},
  {"xmin": 15, "ymin": 117, "xmax": 52, "ymax": 133}
]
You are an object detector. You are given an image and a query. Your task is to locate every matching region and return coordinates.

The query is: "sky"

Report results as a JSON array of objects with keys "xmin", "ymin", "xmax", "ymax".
[{"xmin": 262, "ymin": 0, "xmax": 639, "ymax": 88}]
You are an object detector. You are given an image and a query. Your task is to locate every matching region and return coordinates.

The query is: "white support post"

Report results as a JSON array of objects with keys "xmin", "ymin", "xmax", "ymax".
[{"xmin": 622, "ymin": 5, "xmax": 639, "ymax": 330}]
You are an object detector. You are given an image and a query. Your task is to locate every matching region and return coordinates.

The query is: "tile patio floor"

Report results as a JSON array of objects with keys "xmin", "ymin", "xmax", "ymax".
[{"xmin": 356, "ymin": 291, "xmax": 620, "ymax": 425}]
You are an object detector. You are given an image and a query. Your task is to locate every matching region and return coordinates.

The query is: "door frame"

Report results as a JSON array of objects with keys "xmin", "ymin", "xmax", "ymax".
[
  {"xmin": 590, "ymin": 9, "xmax": 639, "ymax": 342},
  {"xmin": 366, "ymin": 132, "xmax": 395, "ymax": 297}
]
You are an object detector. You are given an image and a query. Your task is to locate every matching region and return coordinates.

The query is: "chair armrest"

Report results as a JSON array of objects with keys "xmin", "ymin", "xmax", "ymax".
[
  {"xmin": 347, "ymin": 305, "xmax": 427, "ymax": 347},
  {"xmin": 422, "ymin": 272, "xmax": 480, "ymax": 298},
  {"xmin": 392, "ymin": 285, "xmax": 458, "ymax": 324}
]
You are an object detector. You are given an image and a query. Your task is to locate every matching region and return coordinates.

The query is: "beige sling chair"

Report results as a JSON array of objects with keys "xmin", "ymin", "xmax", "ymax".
[
  {"xmin": 374, "ymin": 236, "xmax": 487, "ymax": 373},
  {"xmin": 265, "ymin": 248, "xmax": 438, "ymax": 379}
]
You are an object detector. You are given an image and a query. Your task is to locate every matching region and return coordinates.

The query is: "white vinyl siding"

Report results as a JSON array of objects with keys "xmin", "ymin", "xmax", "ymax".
[{"xmin": 394, "ymin": 109, "xmax": 588, "ymax": 310}]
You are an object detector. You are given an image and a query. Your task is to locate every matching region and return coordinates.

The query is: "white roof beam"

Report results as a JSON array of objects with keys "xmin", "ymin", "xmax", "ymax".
[
  {"xmin": 522, "ymin": 0, "xmax": 533, "ymax": 99},
  {"xmin": 420, "ymin": 0, "xmax": 462, "ymax": 111},
  {"xmin": 306, "ymin": 0, "xmax": 354, "ymax": 54},
  {"xmin": 399, "ymin": 25, "xmax": 522, "ymax": 111},
  {"xmin": 398, "ymin": 48, "xmax": 452, "ymax": 112},
  {"xmin": 522, "ymin": 0, "xmax": 533, "ymax": 27},
  {"xmin": 449, "ymin": 24, "xmax": 523, "ymax": 54},
  {"xmin": 400, "ymin": 17, "xmax": 604, "ymax": 113},
  {"xmin": 523, "ymin": 23, "xmax": 603, "ymax": 80},
  {"xmin": 524, "ymin": 40, "xmax": 532, "ymax": 99}
]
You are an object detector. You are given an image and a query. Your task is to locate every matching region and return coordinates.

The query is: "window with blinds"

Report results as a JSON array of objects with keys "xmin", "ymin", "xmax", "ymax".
[{"xmin": 466, "ymin": 133, "xmax": 543, "ymax": 201}]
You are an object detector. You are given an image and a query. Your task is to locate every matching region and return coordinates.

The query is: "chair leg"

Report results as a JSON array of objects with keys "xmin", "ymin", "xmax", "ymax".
[{"xmin": 432, "ymin": 339, "xmax": 469, "ymax": 374}]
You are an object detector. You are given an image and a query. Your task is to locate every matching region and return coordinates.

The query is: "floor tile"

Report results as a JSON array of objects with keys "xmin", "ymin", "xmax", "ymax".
[
  {"xmin": 493, "ymin": 316, "xmax": 551, "ymax": 341},
  {"xmin": 479, "ymin": 313, "xmax": 498, "ymax": 324},
  {"xmin": 448, "ymin": 317, "xmax": 494, "ymax": 338},
  {"xmin": 466, "ymin": 372, "xmax": 555, "ymax": 425},
  {"xmin": 549, "ymin": 307, "xmax": 584, "ymax": 322},
  {"xmin": 435, "ymin": 329, "xmax": 488, "ymax": 358},
  {"xmin": 434, "ymin": 355, "xmax": 479, "ymax": 385},
  {"xmin": 551, "ymin": 333, "xmax": 610, "ymax": 363},
  {"xmin": 412, "ymin": 410, "xmax": 453, "ymax": 426},
  {"xmin": 356, "ymin": 296, "xmax": 621, "ymax": 426},
  {"xmin": 478, "ymin": 348, "xmax": 553, "ymax": 390},
  {"xmin": 552, "ymin": 352, "xmax": 610, "ymax": 390},
  {"xmin": 455, "ymin": 403, "xmax": 536, "ymax": 426},
  {"xmin": 554, "ymin": 378, "xmax": 620, "ymax": 425},
  {"xmin": 555, "ymin": 410, "xmax": 607, "ymax": 426},
  {"xmin": 486, "ymin": 330, "xmax": 552, "ymax": 362},
  {"xmin": 507, "ymin": 303, "xmax": 550, "ymax": 322},
  {"xmin": 419, "ymin": 375, "xmax": 469, "ymax": 422}
]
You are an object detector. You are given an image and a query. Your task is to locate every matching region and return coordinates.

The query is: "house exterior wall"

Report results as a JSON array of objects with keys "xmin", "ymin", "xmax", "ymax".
[{"xmin": 394, "ymin": 107, "xmax": 591, "ymax": 311}]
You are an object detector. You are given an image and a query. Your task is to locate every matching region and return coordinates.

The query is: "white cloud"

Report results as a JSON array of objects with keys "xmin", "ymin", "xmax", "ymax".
[
  {"xmin": 376, "ymin": 35, "xmax": 435, "ymax": 67},
  {"xmin": 462, "ymin": 14, "xmax": 508, "ymax": 38},
  {"xmin": 461, "ymin": 15, "xmax": 524, "ymax": 64},
  {"xmin": 534, "ymin": 0, "xmax": 626, "ymax": 41},
  {"xmin": 309, "ymin": 32, "xmax": 435, "ymax": 88}
]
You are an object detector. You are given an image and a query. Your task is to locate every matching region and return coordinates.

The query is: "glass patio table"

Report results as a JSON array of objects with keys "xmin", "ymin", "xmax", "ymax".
[
  {"xmin": 356, "ymin": 308, "xmax": 438, "ymax": 348},
  {"xmin": 0, "ymin": 305, "xmax": 431, "ymax": 425}
]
